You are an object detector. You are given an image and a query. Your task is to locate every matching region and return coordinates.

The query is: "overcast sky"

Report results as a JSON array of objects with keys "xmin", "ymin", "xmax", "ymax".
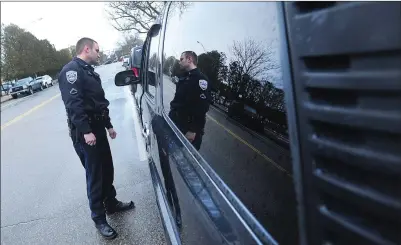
[{"xmin": 1, "ymin": 2, "xmax": 125, "ymax": 52}]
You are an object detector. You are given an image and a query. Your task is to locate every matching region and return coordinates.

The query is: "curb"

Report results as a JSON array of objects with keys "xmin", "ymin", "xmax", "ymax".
[{"xmin": 0, "ymin": 95, "xmax": 12, "ymax": 104}]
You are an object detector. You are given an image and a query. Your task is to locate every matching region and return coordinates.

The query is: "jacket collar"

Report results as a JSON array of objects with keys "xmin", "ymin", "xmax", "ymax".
[{"xmin": 73, "ymin": 57, "xmax": 93, "ymax": 71}]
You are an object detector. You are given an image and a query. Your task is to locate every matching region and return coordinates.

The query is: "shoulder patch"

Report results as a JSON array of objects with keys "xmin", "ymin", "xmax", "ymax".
[
  {"xmin": 200, "ymin": 93, "xmax": 207, "ymax": 99},
  {"xmin": 199, "ymin": 79, "xmax": 208, "ymax": 90},
  {"xmin": 70, "ymin": 88, "xmax": 78, "ymax": 95},
  {"xmin": 66, "ymin": 70, "xmax": 78, "ymax": 84}
]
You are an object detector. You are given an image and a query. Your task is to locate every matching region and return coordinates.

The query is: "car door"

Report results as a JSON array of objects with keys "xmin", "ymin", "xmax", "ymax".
[
  {"xmin": 140, "ymin": 2, "xmax": 296, "ymax": 245},
  {"xmin": 138, "ymin": 8, "xmax": 185, "ymax": 244},
  {"xmin": 29, "ymin": 78, "xmax": 37, "ymax": 90}
]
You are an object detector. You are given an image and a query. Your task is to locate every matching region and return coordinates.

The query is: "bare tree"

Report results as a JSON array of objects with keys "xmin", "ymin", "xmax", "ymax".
[
  {"xmin": 230, "ymin": 38, "xmax": 279, "ymax": 80},
  {"xmin": 117, "ymin": 34, "xmax": 144, "ymax": 55},
  {"xmin": 105, "ymin": 2, "xmax": 191, "ymax": 34}
]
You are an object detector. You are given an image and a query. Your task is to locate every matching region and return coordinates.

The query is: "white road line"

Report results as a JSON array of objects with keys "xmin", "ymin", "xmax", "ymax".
[{"xmin": 124, "ymin": 86, "xmax": 147, "ymax": 161}]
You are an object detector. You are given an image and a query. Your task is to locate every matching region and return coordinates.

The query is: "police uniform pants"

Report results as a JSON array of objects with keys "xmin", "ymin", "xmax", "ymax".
[{"xmin": 71, "ymin": 122, "xmax": 117, "ymax": 222}]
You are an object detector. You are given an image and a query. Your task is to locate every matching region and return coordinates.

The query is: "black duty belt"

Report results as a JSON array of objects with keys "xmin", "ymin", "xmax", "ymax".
[{"xmin": 87, "ymin": 110, "xmax": 109, "ymax": 123}]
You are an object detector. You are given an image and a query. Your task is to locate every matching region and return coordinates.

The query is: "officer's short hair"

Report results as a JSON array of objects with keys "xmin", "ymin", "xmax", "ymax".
[
  {"xmin": 76, "ymin": 37, "xmax": 97, "ymax": 55},
  {"xmin": 182, "ymin": 51, "xmax": 198, "ymax": 66}
]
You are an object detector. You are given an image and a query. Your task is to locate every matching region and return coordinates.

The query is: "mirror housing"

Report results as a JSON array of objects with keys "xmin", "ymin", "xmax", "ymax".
[
  {"xmin": 115, "ymin": 70, "xmax": 140, "ymax": 87},
  {"xmin": 148, "ymin": 24, "xmax": 161, "ymax": 38}
]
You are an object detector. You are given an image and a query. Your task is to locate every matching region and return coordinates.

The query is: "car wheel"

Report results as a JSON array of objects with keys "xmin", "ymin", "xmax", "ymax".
[
  {"xmin": 39, "ymin": 85, "xmax": 43, "ymax": 91},
  {"xmin": 29, "ymin": 87, "xmax": 34, "ymax": 95},
  {"xmin": 12, "ymin": 94, "xmax": 18, "ymax": 99}
]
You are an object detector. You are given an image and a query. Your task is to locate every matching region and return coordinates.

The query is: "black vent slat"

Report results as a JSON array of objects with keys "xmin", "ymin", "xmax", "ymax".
[
  {"xmin": 318, "ymin": 206, "xmax": 398, "ymax": 245},
  {"xmin": 304, "ymin": 103, "xmax": 401, "ymax": 133},
  {"xmin": 309, "ymin": 137, "xmax": 401, "ymax": 175},
  {"xmin": 313, "ymin": 171, "xmax": 401, "ymax": 221},
  {"xmin": 303, "ymin": 71, "xmax": 401, "ymax": 91},
  {"xmin": 292, "ymin": 3, "xmax": 401, "ymax": 56}
]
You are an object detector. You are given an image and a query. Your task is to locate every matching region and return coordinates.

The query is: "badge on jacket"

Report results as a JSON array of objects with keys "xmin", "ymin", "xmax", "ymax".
[
  {"xmin": 199, "ymin": 80, "xmax": 208, "ymax": 90},
  {"xmin": 66, "ymin": 70, "xmax": 77, "ymax": 84}
]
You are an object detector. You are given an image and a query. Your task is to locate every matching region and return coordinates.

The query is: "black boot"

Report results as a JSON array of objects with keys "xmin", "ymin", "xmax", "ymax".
[
  {"xmin": 94, "ymin": 220, "xmax": 117, "ymax": 240},
  {"xmin": 106, "ymin": 200, "xmax": 135, "ymax": 215}
]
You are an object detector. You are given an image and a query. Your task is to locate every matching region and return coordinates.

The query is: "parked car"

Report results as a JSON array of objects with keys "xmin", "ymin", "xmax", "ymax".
[
  {"xmin": 35, "ymin": 75, "xmax": 53, "ymax": 88},
  {"xmin": 114, "ymin": 2, "xmax": 400, "ymax": 245},
  {"xmin": 9, "ymin": 76, "xmax": 43, "ymax": 99},
  {"xmin": 1, "ymin": 83, "xmax": 13, "ymax": 95}
]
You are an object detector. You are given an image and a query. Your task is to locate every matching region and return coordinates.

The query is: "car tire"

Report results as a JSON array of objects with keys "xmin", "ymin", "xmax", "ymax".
[
  {"xmin": 12, "ymin": 94, "xmax": 18, "ymax": 99},
  {"xmin": 39, "ymin": 85, "xmax": 43, "ymax": 91},
  {"xmin": 29, "ymin": 87, "xmax": 34, "ymax": 95}
]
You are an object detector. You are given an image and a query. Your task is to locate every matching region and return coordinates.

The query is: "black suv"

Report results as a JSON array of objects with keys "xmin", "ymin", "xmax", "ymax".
[{"xmin": 115, "ymin": 2, "xmax": 401, "ymax": 245}]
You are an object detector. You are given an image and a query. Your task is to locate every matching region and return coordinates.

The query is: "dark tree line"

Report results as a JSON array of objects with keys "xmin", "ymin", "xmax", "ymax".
[{"xmin": 1, "ymin": 23, "xmax": 72, "ymax": 82}]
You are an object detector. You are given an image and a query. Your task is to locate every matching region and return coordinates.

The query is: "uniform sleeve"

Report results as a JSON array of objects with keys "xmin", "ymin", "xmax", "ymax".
[
  {"xmin": 58, "ymin": 67, "xmax": 92, "ymax": 134},
  {"xmin": 187, "ymin": 77, "xmax": 210, "ymax": 132},
  {"xmin": 103, "ymin": 108, "xmax": 113, "ymax": 129}
]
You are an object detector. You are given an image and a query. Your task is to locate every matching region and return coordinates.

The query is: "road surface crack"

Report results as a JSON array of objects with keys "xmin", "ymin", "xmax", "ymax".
[{"xmin": 1, "ymin": 216, "xmax": 55, "ymax": 229}]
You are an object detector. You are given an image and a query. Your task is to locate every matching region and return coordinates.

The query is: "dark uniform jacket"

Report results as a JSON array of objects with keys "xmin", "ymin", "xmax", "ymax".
[
  {"xmin": 169, "ymin": 68, "xmax": 211, "ymax": 133},
  {"xmin": 58, "ymin": 57, "xmax": 112, "ymax": 134}
]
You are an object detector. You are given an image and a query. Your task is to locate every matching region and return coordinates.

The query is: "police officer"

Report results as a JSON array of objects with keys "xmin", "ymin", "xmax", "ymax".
[
  {"xmin": 58, "ymin": 37, "xmax": 134, "ymax": 239},
  {"xmin": 169, "ymin": 51, "xmax": 211, "ymax": 150}
]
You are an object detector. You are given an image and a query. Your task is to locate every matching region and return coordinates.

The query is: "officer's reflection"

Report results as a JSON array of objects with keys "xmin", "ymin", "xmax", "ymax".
[{"xmin": 169, "ymin": 51, "xmax": 211, "ymax": 150}]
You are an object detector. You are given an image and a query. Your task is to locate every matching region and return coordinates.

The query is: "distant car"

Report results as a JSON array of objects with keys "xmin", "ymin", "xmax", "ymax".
[
  {"xmin": 122, "ymin": 57, "xmax": 130, "ymax": 68},
  {"xmin": 9, "ymin": 76, "xmax": 43, "ymax": 99},
  {"xmin": 1, "ymin": 83, "xmax": 12, "ymax": 95},
  {"xmin": 35, "ymin": 75, "xmax": 53, "ymax": 88},
  {"xmin": 104, "ymin": 60, "xmax": 112, "ymax": 65}
]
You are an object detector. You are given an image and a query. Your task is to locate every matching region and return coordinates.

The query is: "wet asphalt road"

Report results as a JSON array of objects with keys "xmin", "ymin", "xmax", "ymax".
[{"xmin": 1, "ymin": 62, "xmax": 166, "ymax": 245}]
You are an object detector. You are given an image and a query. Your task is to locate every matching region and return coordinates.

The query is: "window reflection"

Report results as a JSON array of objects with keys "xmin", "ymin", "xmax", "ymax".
[
  {"xmin": 162, "ymin": 2, "xmax": 297, "ymax": 244},
  {"xmin": 146, "ymin": 34, "xmax": 159, "ymax": 97}
]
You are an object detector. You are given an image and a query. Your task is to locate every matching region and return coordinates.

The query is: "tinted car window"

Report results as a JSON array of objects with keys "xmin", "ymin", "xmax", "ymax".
[
  {"xmin": 161, "ymin": 2, "xmax": 297, "ymax": 244},
  {"xmin": 146, "ymin": 34, "xmax": 160, "ymax": 98}
]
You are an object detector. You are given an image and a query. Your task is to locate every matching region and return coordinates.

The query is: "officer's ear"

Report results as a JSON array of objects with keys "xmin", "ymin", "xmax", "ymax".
[{"xmin": 82, "ymin": 45, "xmax": 91, "ymax": 54}]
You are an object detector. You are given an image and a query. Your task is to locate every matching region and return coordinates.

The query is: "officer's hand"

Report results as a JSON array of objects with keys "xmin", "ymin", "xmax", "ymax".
[
  {"xmin": 84, "ymin": 133, "xmax": 96, "ymax": 146},
  {"xmin": 108, "ymin": 128, "xmax": 117, "ymax": 139},
  {"xmin": 185, "ymin": 131, "xmax": 196, "ymax": 142}
]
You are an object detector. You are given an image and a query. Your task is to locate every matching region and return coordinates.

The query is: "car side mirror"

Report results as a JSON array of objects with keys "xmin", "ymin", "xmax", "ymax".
[{"xmin": 114, "ymin": 70, "xmax": 140, "ymax": 87}]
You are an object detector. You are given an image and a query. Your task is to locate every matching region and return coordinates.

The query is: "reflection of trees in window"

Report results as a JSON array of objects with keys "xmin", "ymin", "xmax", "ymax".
[
  {"xmin": 163, "ymin": 55, "xmax": 176, "ymax": 76},
  {"xmin": 193, "ymin": 38, "xmax": 287, "ymax": 136},
  {"xmin": 149, "ymin": 52, "xmax": 157, "ymax": 71},
  {"xmin": 162, "ymin": 55, "xmax": 181, "ymax": 78},
  {"xmin": 230, "ymin": 38, "xmax": 278, "ymax": 79},
  {"xmin": 197, "ymin": 51, "xmax": 227, "ymax": 92}
]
